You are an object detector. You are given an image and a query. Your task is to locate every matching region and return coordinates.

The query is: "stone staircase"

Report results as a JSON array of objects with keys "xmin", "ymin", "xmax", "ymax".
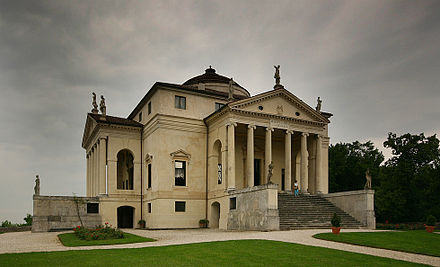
[{"xmin": 278, "ymin": 192, "xmax": 365, "ymax": 230}]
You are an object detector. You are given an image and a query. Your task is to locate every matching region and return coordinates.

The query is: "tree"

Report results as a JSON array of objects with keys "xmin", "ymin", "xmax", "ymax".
[
  {"xmin": 23, "ymin": 214, "xmax": 32, "ymax": 226},
  {"xmin": 329, "ymin": 141, "xmax": 384, "ymax": 193},
  {"xmin": 375, "ymin": 133, "xmax": 440, "ymax": 222}
]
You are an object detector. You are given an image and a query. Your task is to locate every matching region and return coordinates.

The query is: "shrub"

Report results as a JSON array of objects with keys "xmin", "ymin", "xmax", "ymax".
[
  {"xmin": 73, "ymin": 223, "xmax": 124, "ymax": 241},
  {"xmin": 426, "ymin": 215, "xmax": 437, "ymax": 226},
  {"xmin": 23, "ymin": 214, "xmax": 32, "ymax": 226},
  {"xmin": 331, "ymin": 213, "xmax": 341, "ymax": 227},
  {"xmin": 1, "ymin": 220, "xmax": 12, "ymax": 227}
]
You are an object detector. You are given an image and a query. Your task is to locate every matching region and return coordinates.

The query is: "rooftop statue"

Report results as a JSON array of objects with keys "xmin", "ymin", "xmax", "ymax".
[
  {"xmin": 91, "ymin": 92, "xmax": 98, "ymax": 114},
  {"xmin": 316, "ymin": 97, "xmax": 322, "ymax": 112},
  {"xmin": 100, "ymin": 95, "xmax": 106, "ymax": 115},
  {"xmin": 228, "ymin": 78, "xmax": 234, "ymax": 101},
  {"xmin": 274, "ymin": 65, "xmax": 280, "ymax": 85}
]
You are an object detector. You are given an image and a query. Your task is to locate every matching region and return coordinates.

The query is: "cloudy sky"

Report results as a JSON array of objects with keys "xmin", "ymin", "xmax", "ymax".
[{"xmin": 1, "ymin": 0, "xmax": 439, "ymax": 223}]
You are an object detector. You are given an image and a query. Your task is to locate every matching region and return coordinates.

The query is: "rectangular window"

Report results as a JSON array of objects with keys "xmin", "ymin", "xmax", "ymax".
[
  {"xmin": 148, "ymin": 203, "xmax": 152, "ymax": 213},
  {"xmin": 87, "ymin": 203, "xmax": 99, "ymax": 214},
  {"xmin": 230, "ymin": 197, "xmax": 236, "ymax": 210},
  {"xmin": 138, "ymin": 112, "xmax": 142, "ymax": 122},
  {"xmin": 148, "ymin": 102, "xmax": 151, "ymax": 114},
  {"xmin": 175, "ymin": 95, "xmax": 186, "ymax": 109},
  {"xmin": 175, "ymin": 201, "xmax": 186, "ymax": 212},
  {"xmin": 147, "ymin": 163, "xmax": 152, "ymax": 189},
  {"xmin": 174, "ymin": 160, "xmax": 186, "ymax": 186},
  {"xmin": 217, "ymin": 164, "xmax": 222, "ymax": 184},
  {"xmin": 215, "ymin": 102, "xmax": 225, "ymax": 111}
]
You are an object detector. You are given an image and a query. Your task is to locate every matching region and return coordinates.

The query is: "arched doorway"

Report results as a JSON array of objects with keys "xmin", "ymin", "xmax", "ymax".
[
  {"xmin": 117, "ymin": 206, "xmax": 134, "ymax": 228},
  {"xmin": 210, "ymin": 202, "xmax": 220, "ymax": 228}
]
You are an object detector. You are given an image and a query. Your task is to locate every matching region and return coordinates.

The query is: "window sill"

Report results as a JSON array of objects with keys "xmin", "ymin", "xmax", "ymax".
[{"xmin": 173, "ymin": 185, "xmax": 188, "ymax": 189}]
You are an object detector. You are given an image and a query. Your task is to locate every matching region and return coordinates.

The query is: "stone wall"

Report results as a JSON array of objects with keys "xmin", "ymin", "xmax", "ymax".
[
  {"xmin": 322, "ymin": 189, "xmax": 376, "ymax": 229},
  {"xmin": 32, "ymin": 195, "xmax": 102, "ymax": 232},
  {"xmin": 227, "ymin": 184, "xmax": 279, "ymax": 231},
  {"xmin": 0, "ymin": 226, "xmax": 32, "ymax": 233}
]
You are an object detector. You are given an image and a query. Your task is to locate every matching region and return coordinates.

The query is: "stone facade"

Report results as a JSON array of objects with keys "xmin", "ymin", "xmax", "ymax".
[
  {"xmin": 323, "ymin": 190, "xmax": 376, "ymax": 229},
  {"xmin": 33, "ymin": 67, "xmax": 375, "ymax": 231},
  {"xmin": 227, "ymin": 184, "xmax": 279, "ymax": 231},
  {"xmin": 32, "ymin": 196, "xmax": 101, "ymax": 232}
]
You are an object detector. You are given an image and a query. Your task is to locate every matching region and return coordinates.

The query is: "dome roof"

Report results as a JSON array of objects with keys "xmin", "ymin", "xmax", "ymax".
[{"xmin": 183, "ymin": 66, "xmax": 244, "ymax": 89}]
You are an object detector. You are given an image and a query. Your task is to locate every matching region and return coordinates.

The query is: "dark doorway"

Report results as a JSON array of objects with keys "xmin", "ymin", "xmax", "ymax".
[
  {"xmin": 117, "ymin": 206, "xmax": 134, "ymax": 228},
  {"xmin": 254, "ymin": 159, "xmax": 261, "ymax": 186},
  {"xmin": 281, "ymin": 168, "xmax": 285, "ymax": 191}
]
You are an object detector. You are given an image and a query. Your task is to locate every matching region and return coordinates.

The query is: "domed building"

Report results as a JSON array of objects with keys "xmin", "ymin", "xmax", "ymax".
[{"xmin": 32, "ymin": 66, "xmax": 376, "ymax": 232}]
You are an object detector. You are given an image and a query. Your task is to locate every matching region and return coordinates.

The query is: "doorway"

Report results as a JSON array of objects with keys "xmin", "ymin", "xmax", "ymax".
[
  {"xmin": 210, "ymin": 202, "xmax": 220, "ymax": 228},
  {"xmin": 117, "ymin": 206, "xmax": 134, "ymax": 228},
  {"xmin": 254, "ymin": 159, "xmax": 261, "ymax": 186}
]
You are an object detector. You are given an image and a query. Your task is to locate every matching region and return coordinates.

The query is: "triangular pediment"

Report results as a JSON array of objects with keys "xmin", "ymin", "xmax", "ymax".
[
  {"xmin": 229, "ymin": 89, "xmax": 328, "ymax": 123},
  {"xmin": 170, "ymin": 149, "xmax": 191, "ymax": 160},
  {"xmin": 81, "ymin": 114, "xmax": 97, "ymax": 149}
]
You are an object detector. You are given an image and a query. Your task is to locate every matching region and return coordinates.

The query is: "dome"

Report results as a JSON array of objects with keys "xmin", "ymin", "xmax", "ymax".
[{"xmin": 183, "ymin": 66, "xmax": 245, "ymax": 89}]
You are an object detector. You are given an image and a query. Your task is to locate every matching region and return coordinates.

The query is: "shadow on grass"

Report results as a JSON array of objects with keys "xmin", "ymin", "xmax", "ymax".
[{"xmin": 58, "ymin": 232, "xmax": 155, "ymax": 247}]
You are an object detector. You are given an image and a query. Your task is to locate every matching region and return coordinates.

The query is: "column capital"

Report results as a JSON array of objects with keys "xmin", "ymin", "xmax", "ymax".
[
  {"xmin": 248, "ymin": 124, "xmax": 256, "ymax": 130},
  {"xmin": 266, "ymin": 127, "xmax": 274, "ymax": 132},
  {"xmin": 286, "ymin": 130, "xmax": 294, "ymax": 135},
  {"xmin": 226, "ymin": 122, "xmax": 237, "ymax": 128},
  {"xmin": 301, "ymin": 132, "xmax": 309, "ymax": 137},
  {"xmin": 316, "ymin": 134, "xmax": 322, "ymax": 139}
]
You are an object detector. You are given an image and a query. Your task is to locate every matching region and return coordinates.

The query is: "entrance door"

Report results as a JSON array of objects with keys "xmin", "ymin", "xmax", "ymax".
[
  {"xmin": 117, "ymin": 206, "xmax": 134, "ymax": 228},
  {"xmin": 254, "ymin": 159, "xmax": 261, "ymax": 186}
]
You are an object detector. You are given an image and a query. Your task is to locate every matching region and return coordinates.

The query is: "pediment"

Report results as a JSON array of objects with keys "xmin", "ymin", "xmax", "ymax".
[
  {"xmin": 170, "ymin": 149, "xmax": 191, "ymax": 160},
  {"xmin": 229, "ymin": 89, "xmax": 328, "ymax": 123},
  {"xmin": 81, "ymin": 115, "xmax": 97, "ymax": 149}
]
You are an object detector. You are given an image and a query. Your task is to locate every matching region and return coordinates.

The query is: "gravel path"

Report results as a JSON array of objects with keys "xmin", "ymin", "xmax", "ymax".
[{"xmin": 0, "ymin": 229, "xmax": 439, "ymax": 266}]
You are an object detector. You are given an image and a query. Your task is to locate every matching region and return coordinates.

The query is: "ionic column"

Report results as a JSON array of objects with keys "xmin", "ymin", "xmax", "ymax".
[
  {"xmin": 95, "ymin": 142, "xmax": 100, "ymax": 196},
  {"xmin": 246, "ymin": 124, "xmax": 256, "ymax": 187},
  {"xmin": 265, "ymin": 127, "xmax": 274, "ymax": 183},
  {"xmin": 227, "ymin": 122, "xmax": 237, "ymax": 190},
  {"xmin": 285, "ymin": 130, "xmax": 293, "ymax": 192},
  {"xmin": 99, "ymin": 138, "xmax": 106, "ymax": 194},
  {"xmin": 300, "ymin": 132, "xmax": 309, "ymax": 193},
  {"xmin": 315, "ymin": 135, "xmax": 322, "ymax": 194},
  {"xmin": 86, "ymin": 153, "xmax": 90, "ymax": 197},
  {"xmin": 92, "ymin": 146, "xmax": 96, "ymax": 196}
]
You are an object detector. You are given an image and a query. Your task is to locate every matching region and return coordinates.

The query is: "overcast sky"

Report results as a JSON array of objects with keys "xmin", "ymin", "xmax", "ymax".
[{"xmin": 1, "ymin": 0, "xmax": 439, "ymax": 223}]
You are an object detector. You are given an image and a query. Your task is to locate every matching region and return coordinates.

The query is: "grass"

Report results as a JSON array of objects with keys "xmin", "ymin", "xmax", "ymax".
[
  {"xmin": 58, "ymin": 232, "xmax": 155, "ymax": 247},
  {"xmin": 0, "ymin": 240, "xmax": 427, "ymax": 267},
  {"xmin": 314, "ymin": 230, "xmax": 440, "ymax": 257}
]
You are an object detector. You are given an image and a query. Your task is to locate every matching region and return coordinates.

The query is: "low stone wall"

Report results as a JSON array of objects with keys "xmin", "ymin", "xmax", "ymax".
[
  {"xmin": 32, "ymin": 195, "xmax": 102, "ymax": 232},
  {"xmin": 227, "ymin": 184, "xmax": 279, "ymax": 231},
  {"xmin": 322, "ymin": 189, "xmax": 376, "ymax": 229},
  {"xmin": 0, "ymin": 226, "xmax": 32, "ymax": 233}
]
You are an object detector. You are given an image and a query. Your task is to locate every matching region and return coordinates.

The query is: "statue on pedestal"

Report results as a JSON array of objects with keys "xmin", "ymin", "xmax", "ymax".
[
  {"xmin": 267, "ymin": 161, "xmax": 274, "ymax": 184},
  {"xmin": 34, "ymin": 175, "xmax": 40, "ymax": 196},
  {"xmin": 91, "ymin": 93, "xmax": 98, "ymax": 114},
  {"xmin": 316, "ymin": 97, "xmax": 322, "ymax": 112},
  {"xmin": 99, "ymin": 95, "xmax": 106, "ymax": 115},
  {"xmin": 274, "ymin": 65, "xmax": 280, "ymax": 85},
  {"xmin": 365, "ymin": 168, "xmax": 372, "ymax": 189}
]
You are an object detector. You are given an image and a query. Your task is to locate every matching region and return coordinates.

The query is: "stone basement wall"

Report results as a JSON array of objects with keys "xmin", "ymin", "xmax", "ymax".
[
  {"xmin": 322, "ymin": 189, "xmax": 376, "ymax": 229},
  {"xmin": 32, "ymin": 195, "xmax": 102, "ymax": 232},
  {"xmin": 227, "ymin": 184, "xmax": 279, "ymax": 231}
]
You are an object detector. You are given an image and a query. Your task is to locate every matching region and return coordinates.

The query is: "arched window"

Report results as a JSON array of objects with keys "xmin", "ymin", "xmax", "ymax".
[{"xmin": 117, "ymin": 149, "xmax": 134, "ymax": 190}]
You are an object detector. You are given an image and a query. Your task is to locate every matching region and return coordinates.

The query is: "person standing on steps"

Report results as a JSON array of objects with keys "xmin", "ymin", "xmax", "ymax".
[{"xmin": 294, "ymin": 180, "xmax": 299, "ymax": 196}]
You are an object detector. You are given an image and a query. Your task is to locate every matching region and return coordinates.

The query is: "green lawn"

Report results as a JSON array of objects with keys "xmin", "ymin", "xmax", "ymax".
[
  {"xmin": 314, "ymin": 230, "xmax": 440, "ymax": 257},
  {"xmin": 0, "ymin": 240, "xmax": 427, "ymax": 267},
  {"xmin": 58, "ymin": 232, "xmax": 155, "ymax": 247}
]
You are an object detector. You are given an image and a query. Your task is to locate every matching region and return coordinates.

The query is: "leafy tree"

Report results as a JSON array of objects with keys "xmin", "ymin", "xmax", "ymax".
[
  {"xmin": 329, "ymin": 141, "xmax": 384, "ymax": 193},
  {"xmin": 375, "ymin": 133, "xmax": 440, "ymax": 222},
  {"xmin": 23, "ymin": 214, "xmax": 32, "ymax": 226}
]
